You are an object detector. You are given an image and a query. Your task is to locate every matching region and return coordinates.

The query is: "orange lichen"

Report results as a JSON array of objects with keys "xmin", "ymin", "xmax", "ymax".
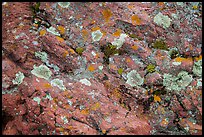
[
  {"xmin": 112, "ymin": 29, "xmax": 122, "ymax": 37},
  {"xmin": 112, "ymin": 88, "xmax": 121, "ymax": 98},
  {"xmin": 174, "ymin": 57, "xmax": 193, "ymax": 62},
  {"xmin": 160, "ymin": 118, "xmax": 169, "ymax": 127},
  {"xmin": 109, "ymin": 64, "xmax": 117, "ymax": 71},
  {"xmin": 194, "ymin": 55, "xmax": 202, "ymax": 61},
  {"xmin": 81, "ymin": 29, "xmax": 89, "ymax": 41},
  {"xmin": 131, "ymin": 14, "xmax": 141, "ymax": 25},
  {"xmin": 125, "ymin": 57, "xmax": 131, "ymax": 63},
  {"xmin": 81, "ymin": 108, "xmax": 90, "ymax": 115},
  {"xmin": 154, "ymin": 95, "xmax": 161, "ymax": 102},
  {"xmin": 56, "ymin": 36, "xmax": 65, "ymax": 43},
  {"xmin": 127, "ymin": 4, "xmax": 135, "ymax": 9},
  {"xmin": 102, "ymin": 9, "xmax": 113, "ymax": 22},
  {"xmin": 39, "ymin": 29, "xmax": 46, "ymax": 36},
  {"xmin": 158, "ymin": 2, "xmax": 165, "ymax": 10},
  {"xmin": 69, "ymin": 48, "xmax": 76, "ymax": 54},
  {"xmin": 102, "ymin": 129, "xmax": 106, "ymax": 134},
  {"xmin": 88, "ymin": 64, "xmax": 95, "ymax": 72},
  {"xmin": 91, "ymin": 26, "xmax": 101, "ymax": 31},
  {"xmin": 58, "ymin": 127, "xmax": 65, "ymax": 132},
  {"xmin": 94, "ymin": 53, "xmax": 99, "ymax": 59},
  {"xmin": 91, "ymin": 102, "xmax": 100, "ymax": 110},
  {"xmin": 62, "ymin": 50, "xmax": 69, "ymax": 58},
  {"xmin": 90, "ymin": 20, "xmax": 96, "ymax": 25},
  {"xmin": 43, "ymin": 83, "xmax": 52, "ymax": 88},
  {"xmin": 131, "ymin": 45, "xmax": 139, "ymax": 50},
  {"xmin": 57, "ymin": 25, "xmax": 65, "ymax": 35}
]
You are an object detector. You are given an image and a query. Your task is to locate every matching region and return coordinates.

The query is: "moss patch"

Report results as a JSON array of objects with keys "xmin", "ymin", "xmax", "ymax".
[
  {"xmin": 152, "ymin": 39, "xmax": 169, "ymax": 51},
  {"xmin": 146, "ymin": 64, "xmax": 156, "ymax": 73},
  {"xmin": 76, "ymin": 47, "xmax": 84, "ymax": 56}
]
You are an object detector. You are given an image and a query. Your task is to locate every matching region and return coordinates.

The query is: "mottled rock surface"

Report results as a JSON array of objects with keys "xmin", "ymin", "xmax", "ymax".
[{"xmin": 2, "ymin": 2, "xmax": 202, "ymax": 135}]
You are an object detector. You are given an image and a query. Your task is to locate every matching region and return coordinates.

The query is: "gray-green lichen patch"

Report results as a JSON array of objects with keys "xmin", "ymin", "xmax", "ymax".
[
  {"xmin": 31, "ymin": 64, "xmax": 52, "ymax": 80},
  {"xmin": 12, "ymin": 71, "xmax": 25, "ymax": 85},
  {"xmin": 153, "ymin": 12, "xmax": 172, "ymax": 29},
  {"xmin": 126, "ymin": 70, "xmax": 144, "ymax": 87},
  {"xmin": 51, "ymin": 78, "xmax": 66, "ymax": 91},
  {"xmin": 2, "ymin": 87, "xmax": 18, "ymax": 94},
  {"xmin": 192, "ymin": 60, "xmax": 202, "ymax": 77},
  {"xmin": 163, "ymin": 71, "xmax": 193, "ymax": 91},
  {"xmin": 35, "ymin": 51, "xmax": 48, "ymax": 63}
]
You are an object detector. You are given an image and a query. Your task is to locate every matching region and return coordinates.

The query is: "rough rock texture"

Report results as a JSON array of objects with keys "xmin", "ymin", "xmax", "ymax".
[{"xmin": 2, "ymin": 2, "xmax": 202, "ymax": 135}]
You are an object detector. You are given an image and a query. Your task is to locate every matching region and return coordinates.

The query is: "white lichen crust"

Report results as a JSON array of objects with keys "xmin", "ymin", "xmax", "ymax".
[
  {"xmin": 111, "ymin": 33, "xmax": 128, "ymax": 49},
  {"xmin": 12, "ymin": 71, "xmax": 25, "ymax": 85},
  {"xmin": 79, "ymin": 78, "xmax": 91, "ymax": 86},
  {"xmin": 126, "ymin": 70, "xmax": 144, "ymax": 87},
  {"xmin": 91, "ymin": 30, "xmax": 103, "ymax": 42}
]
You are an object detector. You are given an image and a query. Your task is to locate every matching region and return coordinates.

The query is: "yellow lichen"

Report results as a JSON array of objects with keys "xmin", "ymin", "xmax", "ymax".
[
  {"xmin": 192, "ymin": 5, "xmax": 198, "ymax": 10},
  {"xmin": 117, "ymin": 68, "xmax": 123, "ymax": 75},
  {"xmin": 154, "ymin": 95, "xmax": 161, "ymax": 102},
  {"xmin": 112, "ymin": 29, "xmax": 122, "ymax": 37},
  {"xmin": 39, "ymin": 29, "xmax": 46, "ymax": 36},
  {"xmin": 57, "ymin": 25, "xmax": 65, "ymax": 35},
  {"xmin": 91, "ymin": 102, "xmax": 100, "ymax": 110},
  {"xmin": 102, "ymin": 9, "xmax": 113, "ymax": 22},
  {"xmin": 131, "ymin": 14, "xmax": 141, "ymax": 25},
  {"xmin": 88, "ymin": 64, "xmax": 95, "ymax": 72}
]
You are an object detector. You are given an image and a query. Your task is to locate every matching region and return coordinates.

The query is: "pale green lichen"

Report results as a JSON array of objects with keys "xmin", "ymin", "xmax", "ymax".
[
  {"xmin": 79, "ymin": 78, "xmax": 91, "ymax": 86},
  {"xmin": 163, "ymin": 71, "xmax": 193, "ymax": 91},
  {"xmin": 91, "ymin": 30, "xmax": 103, "ymax": 42},
  {"xmin": 58, "ymin": 2, "xmax": 70, "ymax": 8},
  {"xmin": 50, "ymin": 78, "xmax": 66, "ymax": 91},
  {"xmin": 196, "ymin": 78, "xmax": 202, "ymax": 89},
  {"xmin": 12, "ymin": 71, "xmax": 25, "ymax": 85},
  {"xmin": 153, "ymin": 12, "xmax": 172, "ymax": 29},
  {"xmin": 126, "ymin": 70, "xmax": 144, "ymax": 87},
  {"xmin": 33, "ymin": 97, "xmax": 41, "ymax": 105},
  {"xmin": 47, "ymin": 26, "xmax": 60, "ymax": 36},
  {"xmin": 35, "ymin": 51, "xmax": 48, "ymax": 63},
  {"xmin": 31, "ymin": 64, "xmax": 52, "ymax": 80},
  {"xmin": 192, "ymin": 60, "xmax": 202, "ymax": 77}
]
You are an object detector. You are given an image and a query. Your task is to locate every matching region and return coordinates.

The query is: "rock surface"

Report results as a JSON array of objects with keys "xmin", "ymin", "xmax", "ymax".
[{"xmin": 2, "ymin": 2, "xmax": 202, "ymax": 135}]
